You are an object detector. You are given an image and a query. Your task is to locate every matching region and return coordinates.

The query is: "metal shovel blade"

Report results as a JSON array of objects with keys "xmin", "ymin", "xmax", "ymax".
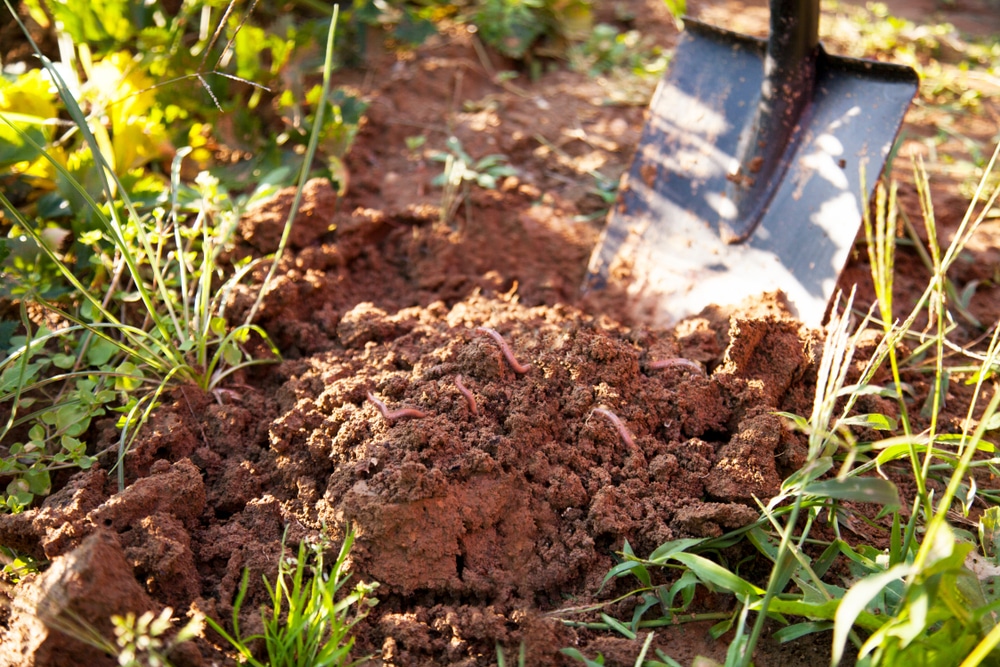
[{"xmin": 584, "ymin": 19, "xmax": 918, "ymax": 327}]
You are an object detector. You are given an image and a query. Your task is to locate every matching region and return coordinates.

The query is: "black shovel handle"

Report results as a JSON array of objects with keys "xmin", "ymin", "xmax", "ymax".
[
  {"xmin": 767, "ymin": 0, "xmax": 819, "ymax": 79},
  {"xmin": 720, "ymin": 0, "xmax": 821, "ymax": 244}
]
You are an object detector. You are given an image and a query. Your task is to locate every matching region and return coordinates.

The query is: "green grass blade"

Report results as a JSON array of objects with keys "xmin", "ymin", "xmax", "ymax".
[
  {"xmin": 832, "ymin": 563, "xmax": 912, "ymax": 666},
  {"xmin": 246, "ymin": 5, "xmax": 339, "ymax": 324},
  {"xmin": 670, "ymin": 553, "xmax": 764, "ymax": 599},
  {"xmin": 802, "ymin": 477, "xmax": 901, "ymax": 511}
]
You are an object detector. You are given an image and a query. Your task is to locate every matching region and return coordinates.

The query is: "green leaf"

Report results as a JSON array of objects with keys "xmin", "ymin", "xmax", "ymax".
[
  {"xmin": 602, "ymin": 559, "xmax": 651, "ymax": 589},
  {"xmin": 670, "ymin": 553, "xmax": 764, "ymax": 598},
  {"xmin": 772, "ymin": 621, "xmax": 833, "ymax": 643},
  {"xmin": 222, "ymin": 341, "xmax": 242, "ymax": 367},
  {"xmin": 115, "ymin": 361, "xmax": 143, "ymax": 391},
  {"xmin": 984, "ymin": 411, "xmax": 1000, "ymax": 431},
  {"xmin": 836, "ymin": 383, "xmax": 899, "ymax": 399},
  {"xmin": 0, "ymin": 317, "xmax": 17, "ymax": 351},
  {"xmin": 653, "ymin": 649, "xmax": 686, "ymax": 667},
  {"xmin": 0, "ymin": 362, "xmax": 41, "ymax": 393},
  {"xmin": 0, "ymin": 113, "xmax": 47, "ymax": 171},
  {"xmin": 393, "ymin": 11, "xmax": 437, "ymax": 45},
  {"xmin": 560, "ymin": 648, "xmax": 605, "ymax": 666},
  {"xmin": 980, "ymin": 507, "xmax": 1000, "ymax": 563},
  {"xmin": 475, "ymin": 173, "xmax": 497, "ymax": 190},
  {"xmin": 832, "ymin": 563, "xmax": 911, "ymax": 665},
  {"xmin": 86, "ymin": 337, "xmax": 117, "ymax": 366},
  {"xmin": 23, "ymin": 466, "xmax": 51, "ymax": 496},
  {"xmin": 54, "ymin": 402, "xmax": 90, "ymax": 433},
  {"xmin": 839, "ymin": 413, "xmax": 898, "ymax": 431},
  {"xmin": 920, "ymin": 371, "xmax": 950, "ymax": 419},
  {"xmin": 774, "ymin": 410, "xmax": 810, "ymax": 431},
  {"xmin": 804, "ymin": 477, "xmax": 900, "ymax": 510},
  {"xmin": 662, "ymin": 0, "xmax": 686, "ymax": 20},
  {"xmin": 7, "ymin": 489, "xmax": 34, "ymax": 510},
  {"xmin": 662, "ymin": 568, "xmax": 699, "ymax": 611},
  {"xmin": 747, "ymin": 525, "xmax": 779, "ymax": 562},
  {"xmin": 52, "ymin": 353, "xmax": 76, "ymax": 369},
  {"xmin": 647, "ymin": 538, "xmax": 704, "ymax": 564},
  {"xmin": 780, "ymin": 456, "xmax": 834, "ymax": 494},
  {"xmin": 630, "ymin": 593, "xmax": 661, "ymax": 631}
]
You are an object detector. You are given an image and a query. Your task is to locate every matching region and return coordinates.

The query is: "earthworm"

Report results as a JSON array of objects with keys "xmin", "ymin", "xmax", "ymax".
[
  {"xmin": 649, "ymin": 358, "xmax": 705, "ymax": 376},
  {"xmin": 454, "ymin": 374, "xmax": 479, "ymax": 416},
  {"xmin": 591, "ymin": 407, "xmax": 637, "ymax": 450},
  {"xmin": 475, "ymin": 327, "xmax": 532, "ymax": 374},
  {"xmin": 366, "ymin": 392, "xmax": 428, "ymax": 424}
]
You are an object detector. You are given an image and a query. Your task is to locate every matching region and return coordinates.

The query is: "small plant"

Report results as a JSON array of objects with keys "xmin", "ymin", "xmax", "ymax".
[
  {"xmin": 38, "ymin": 606, "xmax": 204, "ymax": 667},
  {"xmin": 112, "ymin": 608, "xmax": 205, "ymax": 667},
  {"xmin": 824, "ymin": 0, "xmax": 999, "ymax": 112},
  {"xmin": 429, "ymin": 135, "xmax": 517, "ymax": 226},
  {"xmin": 567, "ymin": 23, "xmax": 668, "ymax": 78},
  {"xmin": 206, "ymin": 529, "xmax": 379, "ymax": 667},
  {"xmin": 0, "ymin": 543, "xmax": 39, "ymax": 582}
]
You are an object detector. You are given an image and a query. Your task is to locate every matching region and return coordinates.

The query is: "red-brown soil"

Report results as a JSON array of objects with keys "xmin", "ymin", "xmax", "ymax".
[{"xmin": 1, "ymin": 0, "xmax": 999, "ymax": 665}]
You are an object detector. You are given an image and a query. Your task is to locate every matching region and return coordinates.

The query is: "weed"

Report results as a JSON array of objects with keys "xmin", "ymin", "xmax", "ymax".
[
  {"xmin": 0, "ymin": 0, "xmax": 361, "ymax": 508},
  {"xmin": 0, "ymin": 543, "xmax": 39, "ymax": 582},
  {"xmin": 112, "ymin": 608, "xmax": 205, "ymax": 667},
  {"xmin": 429, "ymin": 136, "xmax": 517, "ymax": 227},
  {"xmin": 563, "ymin": 630, "xmax": 661, "ymax": 666},
  {"xmin": 38, "ymin": 605, "xmax": 204, "ymax": 667},
  {"xmin": 206, "ymin": 529, "xmax": 379, "ymax": 667},
  {"xmin": 567, "ymin": 23, "xmax": 668, "ymax": 78}
]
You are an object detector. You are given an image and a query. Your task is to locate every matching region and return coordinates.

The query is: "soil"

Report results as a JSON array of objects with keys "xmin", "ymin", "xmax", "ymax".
[{"xmin": 2, "ymin": 0, "xmax": 1000, "ymax": 665}]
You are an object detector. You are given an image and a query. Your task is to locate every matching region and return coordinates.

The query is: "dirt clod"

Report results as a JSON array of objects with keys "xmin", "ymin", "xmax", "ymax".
[{"xmin": 0, "ymin": 531, "xmax": 160, "ymax": 667}]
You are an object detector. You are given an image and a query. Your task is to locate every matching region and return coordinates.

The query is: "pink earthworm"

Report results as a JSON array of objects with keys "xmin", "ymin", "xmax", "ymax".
[
  {"xmin": 648, "ymin": 358, "xmax": 706, "ymax": 376},
  {"xmin": 366, "ymin": 392, "xmax": 428, "ymax": 424},
  {"xmin": 592, "ymin": 407, "xmax": 637, "ymax": 450},
  {"xmin": 454, "ymin": 375, "xmax": 479, "ymax": 416},
  {"xmin": 475, "ymin": 327, "xmax": 532, "ymax": 374}
]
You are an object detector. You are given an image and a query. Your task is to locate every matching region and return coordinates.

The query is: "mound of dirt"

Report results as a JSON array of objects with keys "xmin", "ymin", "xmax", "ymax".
[{"xmin": 0, "ymin": 192, "xmax": 820, "ymax": 663}]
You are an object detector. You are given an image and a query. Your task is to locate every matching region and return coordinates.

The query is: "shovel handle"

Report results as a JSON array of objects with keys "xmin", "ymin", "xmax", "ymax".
[
  {"xmin": 720, "ymin": 0, "xmax": 821, "ymax": 244},
  {"xmin": 767, "ymin": 0, "xmax": 820, "ymax": 78}
]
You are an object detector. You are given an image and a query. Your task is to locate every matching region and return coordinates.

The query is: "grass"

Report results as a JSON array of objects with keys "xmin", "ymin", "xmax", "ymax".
[{"xmin": 206, "ymin": 529, "xmax": 378, "ymax": 667}]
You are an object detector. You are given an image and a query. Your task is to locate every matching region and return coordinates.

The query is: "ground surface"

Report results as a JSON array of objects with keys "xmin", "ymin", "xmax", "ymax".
[{"xmin": 1, "ymin": 0, "xmax": 1000, "ymax": 665}]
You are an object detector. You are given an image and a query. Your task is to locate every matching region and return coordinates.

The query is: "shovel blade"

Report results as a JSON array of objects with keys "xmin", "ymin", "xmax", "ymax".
[{"xmin": 584, "ymin": 21, "xmax": 918, "ymax": 327}]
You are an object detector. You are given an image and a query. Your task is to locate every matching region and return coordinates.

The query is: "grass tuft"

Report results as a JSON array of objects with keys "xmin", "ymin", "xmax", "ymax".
[{"xmin": 206, "ymin": 528, "xmax": 379, "ymax": 667}]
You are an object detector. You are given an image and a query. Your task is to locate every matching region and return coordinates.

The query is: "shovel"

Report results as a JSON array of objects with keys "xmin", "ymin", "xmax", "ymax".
[{"xmin": 583, "ymin": 0, "xmax": 918, "ymax": 327}]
